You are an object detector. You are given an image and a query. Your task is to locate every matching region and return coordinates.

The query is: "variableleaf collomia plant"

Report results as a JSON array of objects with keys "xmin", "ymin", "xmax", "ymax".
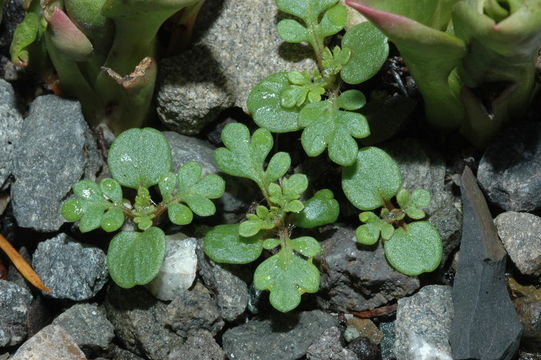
[
  {"xmin": 10, "ymin": 0, "xmax": 205, "ymax": 133},
  {"xmin": 203, "ymin": 123, "xmax": 340, "ymax": 312},
  {"xmin": 62, "ymin": 128, "xmax": 225, "ymax": 288},
  {"xmin": 346, "ymin": 0, "xmax": 541, "ymax": 147}
]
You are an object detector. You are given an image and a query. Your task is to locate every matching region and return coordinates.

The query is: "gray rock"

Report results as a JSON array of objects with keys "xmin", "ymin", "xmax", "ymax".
[
  {"xmin": 105, "ymin": 285, "xmax": 183, "ymax": 360},
  {"xmin": 166, "ymin": 281, "xmax": 224, "ymax": 337},
  {"xmin": 449, "ymin": 167, "xmax": 522, "ymax": 360},
  {"xmin": 109, "ymin": 346, "xmax": 145, "ymax": 360},
  {"xmin": 10, "ymin": 325, "xmax": 87, "ymax": 360},
  {"xmin": 11, "ymin": 95, "xmax": 101, "ymax": 232},
  {"xmin": 157, "ymin": 0, "xmax": 315, "ymax": 134},
  {"xmin": 0, "ymin": 79, "xmax": 22, "ymax": 189},
  {"xmin": 306, "ymin": 327, "xmax": 357, "ymax": 360},
  {"xmin": 385, "ymin": 138, "xmax": 462, "ymax": 266},
  {"xmin": 52, "ymin": 303, "xmax": 114, "ymax": 354},
  {"xmin": 197, "ymin": 239, "xmax": 248, "ymax": 321},
  {"xmin": 0, "ymin": 280, "xmax": 32, "ymax": 347},
  {"xmin": 147, "ymin": 235, "xmax": 197, "ymax": 301},
  {"xmin": 478, "ymin": 121, "xmax": 541, "ymax": 211},
  {"xmin": 345, "ymin": 337, "xmax": 381, "ymax": 360},
  {"xmin": 168, "ymin": 330, "xmax": 225, "ymax": 360},
  {"xmin": 317, "ymin": 226, "xmax": 419, "ymax": 312},
  {"xmin": 32, "ymin": 233, "xmax": 108, "ymax": 300},
  {"xmin": 495, "ymin": 211, "xmax": 541, "ymax": 276},
  {"xmin": 395, "ymin": 285, "xmax": 453, "ymax": 360},
  {"xmin": 379, "ymin": 321, "xmax": 396, "ymax": 360},
  {"xmin": 222, "ymin": 310, "xmax": 337, "ymax": 360}
]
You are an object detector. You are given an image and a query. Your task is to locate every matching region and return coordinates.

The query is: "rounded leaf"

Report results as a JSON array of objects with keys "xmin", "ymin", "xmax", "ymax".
[
  {"xmin": 254, "ymin": 249, "xmax": 320, "ymax": 312},
  {"xmin": 266, "ymin": 152, "xmax": 291, "ymax": 182},
  {"xmin": 158, "ymin": 172, "xmax": 177, "ymax": 200},
  {"xmin": 355, "ymin": 224, "xmax": 380, "ymax": 245},
  {"xmin": 100, "ymin": 207, "xmax": 125, "ymax": 232},
  {"xmin": 283, "ymin": 174, "xmax": 309, "ymax": 197},
  {"xmin": 100, "ymin": 178, "xmax": 122, "ymax": 204},
  {"xmin": 61, "ymin": 198, "xmax": 84, "ymax": 222},
  {"xmin": 263, "ymin": 238, "xmax": 281, "ymax": 250},
  {"xmin": 289, "ymin": 236, "xmax": 321, "ymax": 257},
  {"xmin": 204, "ymin": 224, "xmax": 263, "ymax": 264},
  {"xmin": 396, "ymin": 188, "xmax": 411, "ymax": 209},
  {"xmin": 247, "ymin": 73, "xmax": 301, "ymax": 133},
  {"xmin": 284, "ymin": 200, "xmax": 305, "ymax": 213},
  {"xmin": 239, "ymin": 220, "xmax": 263, "ymax": 237},
  {"xmin": 292, "ymin": 189, "xmax": 339, "ymax": 228},
  {"xmin": 336, "ymin": 90, "xmax": 366, "ymax": 110},
  {"xmin": 341, "ymin": 22, "xmax": 389, "ymax": 84},
  {"xmin": 107, "ymin": 227, "xmax": 166, "ymax": 288},
  {"xmin": 342, "ymin": 147, "xmax": 403, "ymax": 210},
  {"xmin": 168, "ymin": 203, "xmax": 193, "ymax": 225},
  {"xmin": 79, "ymin": 205, "xmax": 105, "ymax": 232},
  {"xmin": 384, "ymin": 221, "xmax": 442, "ymax": 276},
  {"xmin": 108, "ymin": 128, "xmax": 172, "ymax": 189},
  {"xmin": 319, "ymin": 4, "xmax": 347, "ymax": 37},
  {"xmin": 277, "ymin": 19, "xmax": 309, "ymax": 43},
  {"xmin": 405, "ymin": 208, "xmax": 426, "ymax": 220},
  {"xmin": 411, "ymin": 189, "xmax": 431, "ymax": 208}
]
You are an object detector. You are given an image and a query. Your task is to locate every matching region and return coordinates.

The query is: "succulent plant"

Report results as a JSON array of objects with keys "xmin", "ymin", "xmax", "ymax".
[
  {"xmin": 346, "ymin": 0, "xmax": 541, "ymax": 147},
  {"xmin": 10, "ymin": 0, "xmax": 205, "ymax": 133}
]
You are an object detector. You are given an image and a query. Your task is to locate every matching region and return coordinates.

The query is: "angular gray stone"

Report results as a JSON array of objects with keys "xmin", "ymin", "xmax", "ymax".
[
  {"xmin": 306, "ymin": 327, "xmax": 357, "ymax": 360},
  {"xmin": 168, "ymin": 330, "xmax": 225, "ymax": 360},
  {"xmin": 166, "ymin": 281, "xmax": 224, "ymax": 338},
  {"xmin": 10, "ymin": 325, "xmax": 87, "ymax": 360},
  {"xmin": 157, "ymin": 0, "xmax": 315, "ymax": 134},
  {"xmin": 379, "ymin": 321, "xmax": 396, "ymax": 360},
  {"xmin": 147, "ymin": 235, "xmax": 197, "ymax": 301},
  {"xmin": 32, "ymin": 233, "xmax": 108, "ymax": 300},
  {"xmin": 450, "ymin": 167, "xmax": 522, "ymax": 360},
  {"xmin": 495, "ymin": 211, "xmax": 541, "ymax": 276},
  {"xmin": 0, "ymin": 79, "xmax": 22, "ymax": 189},
  {"xmin": 0, "ymin": 280, "xmax": 32, "ymax": 347},
  {"xmin": 478, "ymin": 121, "xmax": 541, "ymax": 212},
  {"xmin": 395, "ymin": 285, "xmax": 453, "ymax": 360},
  {"xmin": 52, "ymin": 303, "xmax": 114, "ymax": 354},
  {"xmin": 197, "ymin": 239, "xmax": 248, "ymax": 321},
  {"xmin": 385, "ymin": 138, "xmax": 462, "ymax": 266},
  {"xmin": 11, "ymin": 95, "xmax": 101, "ymax": 232},
  {"xmin": 222, "ymin": 310, "xmax": 337, "ymax": 360},
  {"xmin": 105, "ymin": 285, "xmax": 182, "ymax": 360},
  {"xmin": 317, "ymin": 225, "xmax": 419, "ymax": 312}
]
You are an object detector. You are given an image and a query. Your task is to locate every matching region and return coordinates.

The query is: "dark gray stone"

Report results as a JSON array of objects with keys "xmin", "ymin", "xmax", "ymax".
[
  {"xmin": 0, "ymin": 79, "xmax": 22, "ymax": 189},
  {"xmin": 385, "ymin": 138, "xmax": 462, "ymax": 267},
  {"xmin": 196, "ymin": 239, "xmax": 248, "ymax": 321},
  {"xmin": 379, "ymin": 321, "xmax": 396, "ymax": 360},
  {"xmin": 395, "ymin": 285, "xmax": 453, "ymax": 360},
  {"xmin": 168, "ymin": 330, "xmax": 225, "ymax": 360},
  {"xmin": 478, "ymin": 121, "xmax": 541, "ymax": 211},
  {"xmin": 109, "ymin": 346, "xmax": 145, "ymax": 360},
  {"xmin": 317, "ymin": 225, "xmax": 419, "ymax": 312},
  {"xmin": 222, "ymin": 310, "xmax": 337, "ymax": 360},
  {"xmin": 11, "ymin": 95, "xmax": 101, "ymax": 232},
  {"xmin": 32, "ymin": 233, "xmax": 108, "ymax": 300},
  {"xmin": 105, "ymin": 285, "xmax": 182, "ymax": 360},
  {"xmin": 166, "ymin": 281, "xmax": 224, "ymax": 337},
  {"xmin": 345, "ymin": 337, "xmax": 381, "ymax": 360},
  {"xmin": 495, "ymin": 211, "xmax": 541, "ymax": 276},
  {"xmin": 0, "ymin": 280, "xmax": 32, "ymax": 347},
  {"xmin": 449, "ymin": 167, "xmax": 522, "ymax": 360},
  {"xmin": 156, "ymin": 0, "xmax": 315, "ymax": 134},
  {"xmin": 52, "ymin": 303, "xmax": 114, "ymax": 354},
  {"xmin": 306, "ymin": 327, "xmax": 357, "ymax": 360}
]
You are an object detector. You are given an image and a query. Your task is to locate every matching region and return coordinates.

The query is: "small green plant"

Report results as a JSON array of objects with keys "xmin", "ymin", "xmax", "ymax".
[
  {"xmin": 247, "ymin": 0, "xmax": 389, "ymax": 166},
  {"xmin": 10, "ymin": 0, "xmax": 204, "ymax": 133},
  {"xmin": 203, "ymin": 123, "xmax": 340, "ymax": 312},
  {"xmin": 61, "ymin": 128, "xmax": 225, "ymax": 288},
  {"xmin": 346, "ymin": 0, "xmax": 541, "ymax": 147},
  {"xmin": 342, "ymin": 147, "xmax": 442, "ymax": 275}
]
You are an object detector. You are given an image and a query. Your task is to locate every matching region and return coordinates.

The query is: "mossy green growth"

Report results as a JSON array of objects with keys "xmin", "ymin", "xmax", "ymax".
[
  {"xmin": 204, "ymin": 123, "xmax": 339, "ymax": 312},
  {"xmin": 62, "ymin": 128, "xmax": 225, "ymax": 288}
]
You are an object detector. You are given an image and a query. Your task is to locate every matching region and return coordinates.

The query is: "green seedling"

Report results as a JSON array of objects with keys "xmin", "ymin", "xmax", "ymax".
[
  {"xmin": 342, "ymin": 147, "xmax": 442, "ymax": 275},
  {"xmin": 247, "ymin": 0, "xmax": 389, "ymax": 166},
  {"xmin": 10, "ymin": 0, "xmax": 205, "ymax": 134},
  {"xmin": 346, "ymin": 0, "xmax": 541, "ymax": 147},
  {"xmin": 62, "ymin": 128, "xmax": 225, "ymax": 288},
  {"xmin": 203, "ymin": 123, "xmax": 340, "ymax": 312}
]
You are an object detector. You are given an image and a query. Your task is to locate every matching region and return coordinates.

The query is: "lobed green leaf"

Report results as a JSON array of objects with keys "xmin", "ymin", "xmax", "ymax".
[
  {"xmin": 204, "ymin": 224, "xmax": 263, "ymax": 264},
  {"xmin": 277, "ymin": 19, "xmax": 309, "ymax": 43},
  {"xmin": 292, "ymin": 189, "xmax": 340, "ymax": 228}
]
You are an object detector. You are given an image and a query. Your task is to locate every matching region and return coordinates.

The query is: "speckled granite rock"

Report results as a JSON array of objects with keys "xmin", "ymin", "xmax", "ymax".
[
  {"xmin": 0, "ymin": 79, "xmax": 22, "ymax": 189},
  {"xmin": 394, "ymin": 285, "xmax": 453, "ymax": 360},
  {"xmin": 157, "ymin": 0, "xmax": 315, "ymax": 134},
  {"xmin": 11, "ymin": 95, "xmax": 101, "ymax": 232},
  {"xmin": 306, "ymin": 327, "xmax": 357, "ymax": 360},
  {"xmin": 495, "ymin": 211, "xmax": 541, "ymax": 276},
  {"xmin": 10, "ymin": 325, "xmax": 87, "ymax": 360},
  {"xmin": 168, "ymin": 330, "xmax": 225, "ymax": 360},
  {"xmin": 0, "ymin": 280, "xmax": 32, "ymax": 347},
  {"xmin": 32, "ymin": 233, "xmax": 108, "ymax": 300}
]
